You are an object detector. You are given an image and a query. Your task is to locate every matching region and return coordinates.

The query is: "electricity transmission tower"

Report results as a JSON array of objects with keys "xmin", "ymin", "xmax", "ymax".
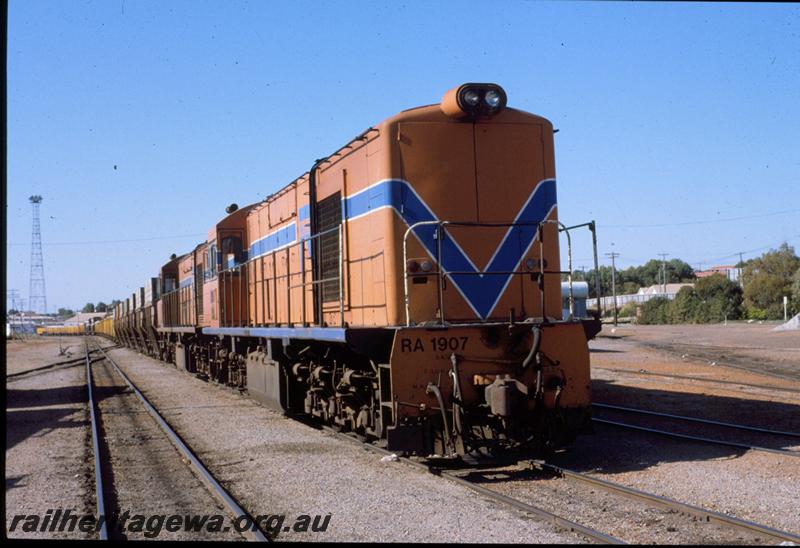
[
  {"xmin": 28, "ymin": 195, "xmax": 47, "ymax": 314},
  {"xmin": 7, "ymin": 289, "xmax": 22, "ymax": 312}
]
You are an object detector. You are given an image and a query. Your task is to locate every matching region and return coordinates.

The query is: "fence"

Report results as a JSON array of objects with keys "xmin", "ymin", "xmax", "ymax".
[{"xmin": 588, "ymin": 292, "xmax": 678, "ymax": 311}]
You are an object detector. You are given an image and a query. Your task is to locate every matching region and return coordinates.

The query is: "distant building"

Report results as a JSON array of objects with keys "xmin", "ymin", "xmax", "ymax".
[
  {"xmin": 636, "ymin": 283, "xmax": 694, "ymax": 296},
  {"xmin": 63, "ymin": 312, "xmax": 107, "ymax": 326},
  {"xmin": 588, "ymin": 283, "xmax": 694, "ymax": 311},
  {"xmin": 695, "ymin": 265, "xmax": 740, "ymax": 283}
]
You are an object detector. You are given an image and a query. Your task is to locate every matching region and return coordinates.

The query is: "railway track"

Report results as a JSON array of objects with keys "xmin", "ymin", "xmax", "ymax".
[
  {"xmin": 592, "ymin": 366, "xmax": 800, "ymax": 395},
  {"xmin": 528, "ymin": 461, "xmax": 800, "ymax": 545},
  {"xmin": 593, "ymin": 402, "xmax": 800, "ymax": 438},
  {"xmin": 591, "ymin": 403, "xmax": 800, "ymax": 458},
  {"xmin": 8, "ymin": 349, "xmax": 106, "ymax": 381},
  {"xmin": 637, "ymin": 341, "xmax": 800, "ymax": 383},
  {"xmin": 324, "ymin": 423, "xmax": 800, "ymax": 544},
  {"xmin": 84, "ymin": 339, "xmax": 268, "ymax": 541},
  {"xmin": 316, "ymin": 424, "xmax": 624, "ymax": 544},
  {"xmin": 86, "ymin": 339, "xmax": 800, "ymax": 543}
]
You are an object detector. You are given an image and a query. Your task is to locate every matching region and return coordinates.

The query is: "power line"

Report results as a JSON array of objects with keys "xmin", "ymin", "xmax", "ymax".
[
  {"xmin": 702, "ymin": 234, "xmax": 800, "ymax": 264},
  {"xmin": 601, "ymin": 207, "xmax": 800, "ymax": 229},
  {"xmin": 570, "ymin": 234, "xmax": 800, "ymax": 269},
  {"xmin": 7, "ymin": 233, "xmax": 206, "ymax": 247}
]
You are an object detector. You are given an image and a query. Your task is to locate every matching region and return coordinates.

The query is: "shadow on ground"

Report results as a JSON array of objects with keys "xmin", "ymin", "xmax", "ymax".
[
  {"xmin": 6, "ymin": 383, "xmax": 126, "ymax": 450},
  {"xmin": 544, "ymin": 379, "xmax": 800, "ymax": 475}
]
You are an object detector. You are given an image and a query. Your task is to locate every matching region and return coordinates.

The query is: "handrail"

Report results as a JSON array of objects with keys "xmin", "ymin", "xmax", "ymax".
[
  {"xmin": 559, "ymin": 220, "xmax": 602, "ymax": 316},
  {"xmin": 403, "ymin": 218, "xmax": 596, "ymax": 326},
  {"xmin": 217, "ymin": 224, "xmax": 346, "ymax": 328}
]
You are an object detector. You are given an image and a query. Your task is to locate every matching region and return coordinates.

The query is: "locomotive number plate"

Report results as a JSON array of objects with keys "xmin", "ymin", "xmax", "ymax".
[{"xmin": 399, "ymin": 336, "xmax": 469, "ymax": 353}]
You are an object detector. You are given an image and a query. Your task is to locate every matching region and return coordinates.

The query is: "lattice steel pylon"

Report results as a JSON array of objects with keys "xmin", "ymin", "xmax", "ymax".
[{"xmin": 28, "ymin": 195, "xmax": 47, "ymax": 313}]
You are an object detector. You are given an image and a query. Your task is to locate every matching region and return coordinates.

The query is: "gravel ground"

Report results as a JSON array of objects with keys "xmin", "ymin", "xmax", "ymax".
[
  {"xmin": 6, "ymin": 338, "xmax": 94, "ymax": 539},
  {"xmin": 549, "ymin": 425, "xmax": 800, "ymax": 536},
  {"xmin": 596, "ymin": 323, "xmax": 800, "ymax": 380},
  {"xmin": 90, "ymin": 357, "xmax": 245, "ymax": 540},
  {"xmin": 552, "ymin": 325, "xmax": 800, "ymax": 537},
  {"xmin": 453, "ymin": 464, "xmax": 774, "ymax": 544},
  {"xmin": 101, "ymin": 341, "xmax": 585, "ymax": 543}
]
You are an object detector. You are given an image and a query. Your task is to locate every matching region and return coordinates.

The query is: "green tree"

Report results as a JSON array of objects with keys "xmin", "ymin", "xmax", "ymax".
[
  {"xmin": 668, "ymin": 275, "xmax": 743, "ymax": 323},
  {"xmin": 621, "ymin": 281, "xmax": 639, "ymax": 295},
  {"xmin": 638, "ymin": 297, "xmax": 671, "ymax": 324},
  {"xmin": 742, "ymin": 243, "xmax": 800, "ymax": 319},
  {"xmin": 95, "ymin": 302, "xmax": 108, "ymax": 312},
  {"xmin": 81, "ymin": 302, "xmax": 96, "ymax": 313},
  {"xmin": 582, "ymin": 266, "xmax": 615, "ymax": 298},
  {"xmin": 57, "ymin": 307, "xmax": 74, "ymax": 317},
  {"xmin": 792, "ymin": 269, "xmax": 800, "ymax": 315},
  {"xmin": 581, "ymin": 258, "xmax": 695, "ymax": 299},
  {"xmin": 619, "ymin": 300, "xmax": 639, "ymax": 318},
  {"xmin": 669, "ymin": 286, "xmax": 700, "ymax": 323}
]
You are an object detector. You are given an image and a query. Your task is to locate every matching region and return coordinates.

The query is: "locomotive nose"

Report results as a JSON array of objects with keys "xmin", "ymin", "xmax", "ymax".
[{"xmin": 440, "ymin": 83, "xmax": 507, "ymax": 118}]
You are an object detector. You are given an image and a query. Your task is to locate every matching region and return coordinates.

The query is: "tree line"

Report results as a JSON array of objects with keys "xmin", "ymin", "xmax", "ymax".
[
  {"xmin": 578, "ymin": 243, "xmax": 800, "ymax": 323},
  {"xmin": 575, "ymin": 258, "xmax": 696, "ymax": 298},
  {"xmin": 57, "ymin": 299, "xmax": 122, "ymax": 318}
]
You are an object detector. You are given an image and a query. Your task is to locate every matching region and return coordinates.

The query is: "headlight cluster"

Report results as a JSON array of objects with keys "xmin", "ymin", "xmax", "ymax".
[
  {"xmin": 456, "ymin": 83, "xmax": 507, "ymax": 116},
  {"xmin": 441, "ymin": 83, "xmax": 508, "ymax": 118}
]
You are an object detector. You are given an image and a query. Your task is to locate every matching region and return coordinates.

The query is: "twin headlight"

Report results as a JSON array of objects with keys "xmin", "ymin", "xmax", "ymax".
[{"xmin": 441, "ymin": 83, "xmax": 508, "ymax": 118}]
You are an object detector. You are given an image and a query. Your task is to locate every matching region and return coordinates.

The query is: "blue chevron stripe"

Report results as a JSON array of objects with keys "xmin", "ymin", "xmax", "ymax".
[
  {"xmin": 339, "ymin": 178, "xmax": 557, "ymax": 319},
  {"xmin": 254, "ymin": 178, "xmax": 557, "ymax": 320}
]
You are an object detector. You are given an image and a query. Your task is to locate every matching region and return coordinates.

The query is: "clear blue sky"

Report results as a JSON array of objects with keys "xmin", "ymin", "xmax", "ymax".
[{"xmin": 7, "ymin": 1, "xmax": 800, "ymax": 312}]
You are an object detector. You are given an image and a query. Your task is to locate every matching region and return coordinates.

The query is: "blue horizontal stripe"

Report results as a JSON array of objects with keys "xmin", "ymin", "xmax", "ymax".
[
  {"xmin": 248, "ymin": 222, "xmax": 297, "ymax": 260},
  {"xmin": 179, "ymin": 276, "xmax": 194, "ymax": 289},
  {"xmin": 203, "ymin": 326, "xmax": 347, "ymax": 342},
  {"xmin": 250, "ymin": 178, "xmax": 557, "ymax": 320}
]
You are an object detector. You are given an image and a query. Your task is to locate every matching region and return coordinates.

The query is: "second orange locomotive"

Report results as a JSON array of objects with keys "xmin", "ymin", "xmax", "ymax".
[{"xmin": 111, "ymin": 83, "xmax": 601, "ymax": 456}]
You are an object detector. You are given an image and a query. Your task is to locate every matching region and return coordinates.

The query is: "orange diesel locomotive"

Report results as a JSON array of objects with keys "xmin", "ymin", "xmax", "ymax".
[{"xmin": 108, "ymin": 83, "xmax": 601, "ymax": 457}]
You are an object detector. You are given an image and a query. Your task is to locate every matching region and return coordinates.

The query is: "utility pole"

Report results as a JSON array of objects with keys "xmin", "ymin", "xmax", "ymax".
[
  {"xmin": 28, "ymin": 195, "xmax": 47, "ymax": 314},
  {"xmin": 738, "ymin": 252, "xmax": 745, "ymax": 287},
  {"xmin": 605, "ymin": 252, "xmax": 620, "ymax": 326},
  {"xmin": 658, "ymin": 253, "xmax": 669, "ymax": 294}
]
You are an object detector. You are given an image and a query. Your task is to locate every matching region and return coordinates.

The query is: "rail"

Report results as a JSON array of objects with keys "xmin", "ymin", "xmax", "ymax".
[
  {"xmin": 85, "ymin": 342, "xmax": 108, "ymax": 540},
  {"xmin": 593, "ymin": 417, "xmax": 800, "ymax": 458},
  {"xmin": 535, "ymin": 461, "xmax": 800, "ymax": 544},
  {"xmin": 90, "ymin": 340, "xmax": 269, "ymax": 541},
  {"xmin": 319, "ymin": 424, "xmax": 623, "ymax": 544},
  {"xmin": 593, "ymin": 402, "xmax": 800, "ymax": 438}
]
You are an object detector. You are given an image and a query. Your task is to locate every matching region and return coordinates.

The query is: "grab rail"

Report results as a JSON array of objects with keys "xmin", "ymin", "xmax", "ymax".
[{"xmin": 402, "ymin": 219, "xmax": 600, "ymax": 326}]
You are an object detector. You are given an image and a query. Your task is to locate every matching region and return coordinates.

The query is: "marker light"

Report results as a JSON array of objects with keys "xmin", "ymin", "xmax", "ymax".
[
  {"xmin": 406, "ymin": 260, "xmax": 420, "ymax": 273},
  {"xmin": 420, "ymin": 261, "xmax": 434, "ymax": 272}
]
